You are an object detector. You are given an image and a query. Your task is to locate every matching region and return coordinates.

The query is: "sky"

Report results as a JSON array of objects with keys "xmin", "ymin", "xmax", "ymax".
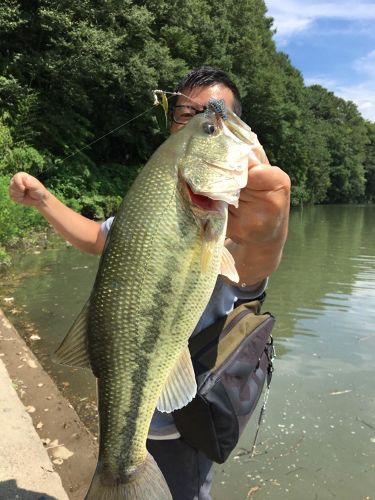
[{"xmin": 264, "ymin": 0, "xmax": 375, "ymax": 122}]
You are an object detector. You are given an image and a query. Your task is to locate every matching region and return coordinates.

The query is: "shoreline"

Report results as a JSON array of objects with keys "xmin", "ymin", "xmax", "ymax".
[{"xmin": 0, "ymin": 307, "xmax": 98, "ymax": 499}]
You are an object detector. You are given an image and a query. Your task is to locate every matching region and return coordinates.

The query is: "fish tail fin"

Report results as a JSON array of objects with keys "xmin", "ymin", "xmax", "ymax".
[{"xmin": 85, "ymin": 453, "xmax": 172, "ymax": 500}]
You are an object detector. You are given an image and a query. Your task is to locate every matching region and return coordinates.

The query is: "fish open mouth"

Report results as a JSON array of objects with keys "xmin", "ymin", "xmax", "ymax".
[{"xmin": 185, "ymin": 183, "xmax": 221, "ymax": 211}]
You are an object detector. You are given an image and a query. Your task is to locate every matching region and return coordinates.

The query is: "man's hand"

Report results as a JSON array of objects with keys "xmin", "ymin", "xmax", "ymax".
[
  {"xmin": 9, "ymin": 172, "xmax": 49, "ymax": 208},
  {"xmin": 8, "ymin": 172, "xmax": 105, "ymax": 254},
  {"xmin": 226, "ymin": 149, "xmax": 291, "ymax": 285},
  {"xmin": 228, "ymin": 162, "xmax": 291, "ymax": 245}
]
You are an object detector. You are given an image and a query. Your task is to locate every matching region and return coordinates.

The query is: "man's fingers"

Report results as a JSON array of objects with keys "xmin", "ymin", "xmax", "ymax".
[
  {"xmin": 9, "ymin": 172, "xmax": 47, "ymax": 205},
  {"xmin": 248, "ymin": 145, "xmax": 269, "ymax": 167},
  {"xmin": 9, "ymin": 189, "xmax": 26, "ymax": 201},
  {"xmin": 9, "ymin": 174, "xmax": 27, "ymax": 200},
  {"xmin": 11, "ymin": 172, "xmax": 28, "ymax": 188},
  {"xmin": 245, "ymin": 164, "xmax": 291, "ymax": 193}
]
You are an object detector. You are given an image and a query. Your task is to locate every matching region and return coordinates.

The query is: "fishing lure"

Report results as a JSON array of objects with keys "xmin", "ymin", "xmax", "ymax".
[{"xmin": 206, "ymin": 98, "xmax": 228, "ymax": 121}]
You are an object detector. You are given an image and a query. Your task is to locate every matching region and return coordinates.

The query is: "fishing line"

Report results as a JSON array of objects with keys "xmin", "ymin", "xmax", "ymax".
[
  {"xmin": 60, "ymin": 90, "xmax": 185, "ymax": 165},
  {"xmin": 18, "ymin": 90, "xmax": 202, "ymax": 180},
  {"xmin": 61, "ymin": 108, "xmax": 152, "ymax": 163}
]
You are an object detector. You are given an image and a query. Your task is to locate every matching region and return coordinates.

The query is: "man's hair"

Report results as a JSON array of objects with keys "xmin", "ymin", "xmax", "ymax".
[{"xmin": 174, "ymin": 66, "xmax": 242, "ymax": 117}]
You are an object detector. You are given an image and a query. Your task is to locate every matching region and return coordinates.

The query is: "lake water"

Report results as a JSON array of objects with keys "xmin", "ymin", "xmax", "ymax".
[{"xmin": 1, "ymin": 205, "xmax": 375, "ymax": 499}]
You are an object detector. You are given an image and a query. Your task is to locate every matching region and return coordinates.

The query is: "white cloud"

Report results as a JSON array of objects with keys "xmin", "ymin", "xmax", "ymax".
[
  {"xmin": 334, "ymin": 83, "xmax": 375, "ymax": 122},
  {"xmin": 264, "ymin": 1, "xmax": 375, "ymax": 122},
  {"xmin": 265, "ymin": 1, "xmax": 375, "ymax": 40},
  {"xmin": 304, "ymin": 51, "xmax": 375, "ymax": 121},
  {"xmin": 354, "ymin": 50, "xmax": 375, "ymax": 78},
  {"xmin": 275, "ymin": 17, "xmax": 313, "ymax": 38},
  {"xmin": 305, "ymin": 76, "xmax": 375, "ymax": 122}
]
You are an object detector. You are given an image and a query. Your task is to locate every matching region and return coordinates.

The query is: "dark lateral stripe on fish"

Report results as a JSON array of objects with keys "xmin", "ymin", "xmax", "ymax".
[{"xmin": 114, "ymin": 269, "xmax": 177, "ymax": 473}]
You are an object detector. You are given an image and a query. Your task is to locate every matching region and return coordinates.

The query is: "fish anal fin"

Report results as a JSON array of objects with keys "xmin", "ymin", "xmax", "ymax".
[
  {"xmin": 53, "ymin": 300, "xmax": 91, "ymax": 369},
  {"xmin": 220, "ymin": 246, "xmax": 239, "ymax": 283},
  {"xmin": 157, "ymin": 346, "xmax": 197, "ymax": 413}
]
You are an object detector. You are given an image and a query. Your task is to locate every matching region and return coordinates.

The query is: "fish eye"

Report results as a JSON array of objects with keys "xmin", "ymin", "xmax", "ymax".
[{"xmin": 202, "ymin": 122, "xmax": 216, "ymax": 135}]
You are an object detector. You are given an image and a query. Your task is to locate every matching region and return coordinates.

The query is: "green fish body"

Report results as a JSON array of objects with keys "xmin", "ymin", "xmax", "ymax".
[{"xmin": 55, "ymin": 103, "xmax": 261, "ymax": 499}]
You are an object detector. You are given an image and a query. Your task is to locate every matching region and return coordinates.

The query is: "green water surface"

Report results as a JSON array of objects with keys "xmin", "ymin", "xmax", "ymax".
[{"xmin": 1, "ymin": 205, "xmax": 374, "ymax": 499}]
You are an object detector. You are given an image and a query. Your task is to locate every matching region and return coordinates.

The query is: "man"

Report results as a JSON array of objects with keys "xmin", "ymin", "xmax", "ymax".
[{"xmin": 9, "ymin": 67, "xmax": 290, "ymax": 499}]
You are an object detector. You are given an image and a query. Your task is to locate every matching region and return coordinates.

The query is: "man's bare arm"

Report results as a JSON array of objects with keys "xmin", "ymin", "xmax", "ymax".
[{"xmin": 9, "ymin": 172, "xmax": 106, "ymax": 254}]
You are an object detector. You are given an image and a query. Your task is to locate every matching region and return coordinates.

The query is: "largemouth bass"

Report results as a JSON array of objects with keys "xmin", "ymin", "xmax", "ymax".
[{"xmin": 54, "ymin": 100, "xmax": 264, "ymax": 499}]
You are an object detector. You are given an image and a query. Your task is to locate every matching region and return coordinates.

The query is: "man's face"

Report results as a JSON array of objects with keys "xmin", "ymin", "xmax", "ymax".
[{"xmin": 170, "ymin": 84, "xmax": 235, "ymax": 134}]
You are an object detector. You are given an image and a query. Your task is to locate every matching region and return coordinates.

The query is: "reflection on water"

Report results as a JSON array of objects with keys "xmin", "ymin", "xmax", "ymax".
[
  {"xmin": 213, "ymin": 205, "xmax": 375, "ymax": 500},
  {"xmin": 1, "ymin": 206, "xmax": 375, "ymax": 499},
  {"xmin": 0, "ymin": 244, "xmax": 100, "ymax": 428}
]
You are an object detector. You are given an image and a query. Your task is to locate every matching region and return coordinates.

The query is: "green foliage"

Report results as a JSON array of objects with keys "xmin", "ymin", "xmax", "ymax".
[
  {"xmin": 0, "ymin": 113, "xmax": 47, "ymax": 175},
  {"xmin": 306, "ymin": 86, "xmax": 368, "ymax": 203},
  {"xmin": 0, "ymin": 115, "xmax": 13, "ymax": 166},
  {"xmin": 0, "ymin": 175, "xmax": 47, "ymax": 246},
  {"xmin": 78, "ymin": 194, "xmax": 122, "ymax": 220},
  {"xmin": 363, "ymin": 122, "xmax": 375, "ymax": 202},
  {"xmin": 0, "ymin": 0, "xmax": 373, "ymax": 252},
  {"xmin": 0, "ymin": 246, "xmax": 11, "ymax": 267}
]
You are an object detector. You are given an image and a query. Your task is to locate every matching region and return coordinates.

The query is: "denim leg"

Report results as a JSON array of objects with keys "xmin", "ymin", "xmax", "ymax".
[{"xmin": 146, "ymin": 438, "xmax": 214, "ymax": 500}]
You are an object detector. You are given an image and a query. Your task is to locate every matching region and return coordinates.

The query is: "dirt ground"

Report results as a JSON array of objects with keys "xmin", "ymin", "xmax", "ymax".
[{"xmin": 0, "ymin": 308, "xmax": 98, "ymax": 500}]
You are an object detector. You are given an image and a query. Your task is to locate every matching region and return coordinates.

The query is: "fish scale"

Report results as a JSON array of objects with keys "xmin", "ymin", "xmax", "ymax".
[
  {"xmin": 88, "ymin": 146, "xmax": 220, "ymax": 478},
  {"xmin": 54, "ymin": 101, "xmax": 258, "ymax": 499}
]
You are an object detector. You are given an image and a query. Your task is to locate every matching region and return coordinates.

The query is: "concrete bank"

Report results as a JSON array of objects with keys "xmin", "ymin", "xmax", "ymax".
[{"xmin": 0, "ymin": 308, "xmax": 98, "ymax": 500}]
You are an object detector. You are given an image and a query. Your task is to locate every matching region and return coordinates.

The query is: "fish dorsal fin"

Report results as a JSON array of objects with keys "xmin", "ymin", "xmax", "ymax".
[
  {"xmin": 53, "ymin": 300, "xmax": 91, "ymax": 369},
  {"xmin": 220, "ymin": 246, "xmax": 239, "ymax": 283},
  {"xmin": 157, "ymin": 346, "xmax": 197, "ymax": 413}
]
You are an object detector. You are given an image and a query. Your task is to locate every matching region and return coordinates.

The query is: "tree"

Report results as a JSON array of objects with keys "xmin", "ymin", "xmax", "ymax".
[
  {"xmin": 306, "ymin": 85, "xmax": 367, "ymax": 203},
  {"xmin": 363, "ymin": 121, "xmax": 375, "ymax": 202},
  {"xmin": 0, "ymin": 0, "xmax": 372, "ymax": 215}
]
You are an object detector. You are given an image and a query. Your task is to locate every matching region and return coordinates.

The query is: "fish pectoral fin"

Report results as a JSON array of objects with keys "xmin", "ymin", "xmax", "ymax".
[
  {"xmin": 201, "ymin": 217, "xmax": 224, "ymax": 274},
  {"xmin": 157, "ymin": 346, "xmax": 197, "ymax": 413},
  {"xmin": 220, "ymin": 246, "xmax": 240, "ymax": 283},
  {"xmin": 53, "ymin": 300, "xmax": 91, "ymax": 369},
  {"xmin": 201, "ymin": 237, "xmax": 215, "ymax": 274}
]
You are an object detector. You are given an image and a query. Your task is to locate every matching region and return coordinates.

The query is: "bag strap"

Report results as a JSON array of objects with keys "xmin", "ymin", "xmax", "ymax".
[
  {"xmin": 234, "ymin": 290, "xmax": 267, "ymax": 309},
  {"xmin": 249, "ymin": 334, "xmax": 276, "ymax": 457},
  {"xmin": 188, "ymin": 296, "xmax": 270, "ymax": 362}
]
